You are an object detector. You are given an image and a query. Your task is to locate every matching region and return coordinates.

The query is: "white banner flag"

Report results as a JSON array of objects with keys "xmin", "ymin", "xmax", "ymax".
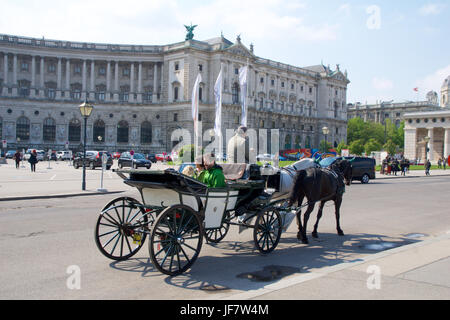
[
  {"xmin": 192, "ymin": 73, "xmax": 202, "ymax": 141},
  {"xmin": 239, "ymin": 66, "xmax": 248, "ymax": 127},
  {"xmin": 214, "ymin": 65, "xmax": 223, "ymax": 139}
]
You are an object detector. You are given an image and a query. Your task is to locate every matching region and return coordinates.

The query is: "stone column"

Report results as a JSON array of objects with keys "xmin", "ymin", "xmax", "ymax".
[
  {"xmin": 137, "ymin": 62, "xmax": 143, "ymax": 103},
  {"xmin": 56, "ymin": 58, "xmax": 62, "ymax": 99},
  {"xmin": 153, "ymin": 63, "xmax": 158, "ymax": 100},
  {"xmin": 30, "ymin": 56, "xmax": 36, "ymax": 98},
  {"xmin": 129, "ymin": 62, "xmax": 135, "ymax": 102},
  {"xmin": 106, "ymin": 61, "xmax": 111, "ymax": 98},
  {"xmin": 65, "ymin": 59, "xmax": 70, "ymax": 99},
  {"xmin": 444, "ymin": 128, "xmax": 450, "ymax": 160},
  {"xmin": 81, "ymin": 60, "xmax": 87, "ymax": 100},
  {"xmin": 12, "ymin": 54, "xmax": 17, "ymax": 96},
  {"xmin": 39, "ymin": 57, "xmax": 45, "ymax": 98},
  {"xmin": 160, "ymin": 62, "xmax": 164, "ymax": 101},
  {"xmin": 113, "ymin": 61, "xmax": 119, "ymax": 102},
  {"xmin": 427, "ymin": 128, "xmax": 434, "ymax": 162},
  {"xmin": 2, "ymin": 54, "xmax": 8, "ymax": 96},
  {"xmin": 89, "ymin": 60, "xmax": 95, "ymax": 100},
  {"xmin": 404, "ymin": 128, "xmax": 417, "ymax": 161}
]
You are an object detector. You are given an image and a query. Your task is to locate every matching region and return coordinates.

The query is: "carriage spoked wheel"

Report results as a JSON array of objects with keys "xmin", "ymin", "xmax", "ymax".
[
  {"xmin": 253, "ymin": 207, "xmax": 283, "ymax": 254},
  {"xmin": 204, "ymin": 211, "xmax": 231, "ymax": 244},
  {"xmin": 149, "ymin": 204, "xmax": 203, "ymax": 276},
  {"xmin": 95, "ymin": 197, "xmax": 150, "ymax": 261}
]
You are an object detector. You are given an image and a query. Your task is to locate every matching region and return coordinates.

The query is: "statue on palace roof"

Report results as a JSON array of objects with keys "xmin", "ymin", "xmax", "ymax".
[{"xmin": 184, "ymin": 23, "xmax": 197, "ymax": 40}]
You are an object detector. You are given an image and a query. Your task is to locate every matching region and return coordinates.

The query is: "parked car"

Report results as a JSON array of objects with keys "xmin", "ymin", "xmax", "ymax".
[
  {"xmin": 56, "ymin": 151, "xmax": 72, "ymax": 161},
  {"xmin": 5, "ymin": 150, "xmax": 16, "ymax": 159},
  {"xmin": 112, "ymin": 152, "xmax": 121, "ymax": 159},
  {"xmin": 256, "ymin": 154, "xmax": 275, "ymax": 162},
  {"xmin": 36, "ymin": 150, "xmax": 46, "ymax": 161},
  {"xmin": 44, "ymin": 152, "xmax": 57, "ymax": 161},
  {"xmin": 73, "ymin": 150, "xmax": 113, "ymax": 170},
  {"xmin": 339, "ymin": 156, "xmax": 376, "ymax": 184},
  {"xmin": 155, "ymin": 153, "xmax": 172, "ymax": 161},
  {"xmin": 146, "ymin": 153, "xmax": 157, "ymax": 163},
  {"xmin": 118, "ymin": 152, "xmax": 152, "ymax": 169}
]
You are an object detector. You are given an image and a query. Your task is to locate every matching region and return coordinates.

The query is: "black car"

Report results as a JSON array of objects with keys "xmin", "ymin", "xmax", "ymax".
[
  {"xmin": 339, "ymin": 156, "xmax": 376, "ymax": 184},
  {"xmin": 44, "ymin": 152, "xmax": 57, "ymax": 161},
  {"xmin": 73, "ymin": 150, "xmax": 113, "ymax": 170},
  {"xmin": 146, "ymin": 153, "xmax": 157, "ymax": 163},
  {"xmin": 118, "ymin": 152, "xmax": 152, "ymax": 169}
]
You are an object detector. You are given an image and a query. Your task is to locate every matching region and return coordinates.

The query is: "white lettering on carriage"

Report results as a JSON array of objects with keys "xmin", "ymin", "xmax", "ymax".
[
  {"xmin": 66, "ymin": 265, "xmax": 81, "ymax": 290},
  {"xmin": 366, "ymin": 265, "xmax": 381, "ymax": 290},
  {"xmin": 180, "ymin": 304, "xmax": 214, "ymax": 317}
]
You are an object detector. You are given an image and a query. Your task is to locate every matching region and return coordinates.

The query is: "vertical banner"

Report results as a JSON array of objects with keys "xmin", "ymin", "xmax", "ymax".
[
  {"xmin": 192, "ymin": 73, "xmax": 202, "ymax": 160},
  {"xmin": 239, "ymin": 65, "xmax": 248, "ymax": 127},
  {"xmin": 214, "ymin": 64, "xmax": 223, "ymax": 161}
]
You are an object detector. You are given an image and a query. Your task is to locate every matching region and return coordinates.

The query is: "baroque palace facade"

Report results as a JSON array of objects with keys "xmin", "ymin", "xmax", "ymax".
[{"xmin": 0, "ymin": 32, "xmax": 349, "ymax": 153}]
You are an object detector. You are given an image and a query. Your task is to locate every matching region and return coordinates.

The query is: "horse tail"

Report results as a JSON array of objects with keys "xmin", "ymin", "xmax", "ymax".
[{"xmin": 289, "ymin": 170, "xmax": 307, "ymax": 205}]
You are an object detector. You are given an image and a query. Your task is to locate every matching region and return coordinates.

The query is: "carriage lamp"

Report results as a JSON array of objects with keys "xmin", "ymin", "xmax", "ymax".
[{"xmin": 79, "ymin": 100, "xmax": 94, "ymax": 191}]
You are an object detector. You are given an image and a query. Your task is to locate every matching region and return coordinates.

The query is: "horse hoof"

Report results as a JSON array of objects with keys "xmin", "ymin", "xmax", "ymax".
[
  {"xmin": 338, "ymin": 230, "xmax": 345, "ymax": 236},
  {"xmin": 312, "ymin": 232, "xmax": 318, "ymax": 238},
  {"xmin": 302, "ymin": 239, "xmax": 309, "ymax": 244}
]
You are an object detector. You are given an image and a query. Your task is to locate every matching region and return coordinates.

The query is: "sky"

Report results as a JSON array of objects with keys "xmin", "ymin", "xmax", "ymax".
[{"xmin": 0, "ymin": 0, "xmax": 449, "ymax": 105}]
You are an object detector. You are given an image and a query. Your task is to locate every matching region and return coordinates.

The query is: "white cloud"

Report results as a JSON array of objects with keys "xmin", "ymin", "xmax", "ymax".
[
  {"xmin": 416, "ymin": 65, "xmax": 450, "ymax": 93},
  {"xmin": 372, "ymin": 77, "xmax": 394, "ymax": 91},
  {"xmin": 0, "ymin": 0, "xmax": 338, "ymax": 45},
  {"xmin": 419, "ymin": 3, "xmax": 446, "ymax": 16}
]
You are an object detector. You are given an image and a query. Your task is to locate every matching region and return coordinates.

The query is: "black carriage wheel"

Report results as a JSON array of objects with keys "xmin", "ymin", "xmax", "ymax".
[
  {"xmin": 95, "ymin": 197, "xmax": 151, "ymax": 261},
  {"xmin": 149, "ymin": 204, "xmax": 203, "ymax": 276},
  {"xmin": 253, "ymin": 207, "xmax": 282, "ymax": 254},
  {"xmin": 205, "ymin": 211, "xmax": 231, "ymax": 244}
]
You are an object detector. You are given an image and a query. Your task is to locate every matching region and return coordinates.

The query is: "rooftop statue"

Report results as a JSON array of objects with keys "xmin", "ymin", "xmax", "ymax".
[{"xmin": 184, "ymin": 23, "xmax": 197, "ymax": 41}]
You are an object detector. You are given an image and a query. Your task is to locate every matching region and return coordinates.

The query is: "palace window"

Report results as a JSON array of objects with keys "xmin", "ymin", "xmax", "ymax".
[
  {"xmin": 71, "ymin": 83, "xmax": 82, "ymax": 100},
  {"xmin": 117, "ymin": 120, "xmax": 129, "ymax": 143},
  {"xmin": 174, "ymin": 86, "xmax": 179, "ymax": 101},
  {"xmin": 43, "ymin": 118, "xmax": 56, "ymax": 142},
  {"xmin": 18, "ymin": 80, "xmax": 31, "ymax": 97},
  {"xmin": 16, "ymin": 116, "xmax": 30, "ymax": 141},
  {"xmin": 98, "ymin": 66, "xmax": 106, "ymax": 76},
  {"xmin": 74, "ymin": 65, "xmax": 82, "ymax": 75},
  {"xmin": 95, "ymin": 84, "xmax": 106, "ymax": 101},
  {"xmin": 119, "ymin": 86, "xmax": 130, "ymax": 102},
  {"xmin": 232, "ymin": 83, "xmax": 239, "ymax": 104},
  {"xmin": 141, "ymin": 121, "xmax": 152, "ymax": 144},
  {"xmin": 93, "ymin": 120, "xmax": 105, "ymax": 142},
  {"xmin": 21, "ymin": 61, "xmax": 29, "ymax": 72},
  {"xmin": 68, "ymin": 119, "xmax": 81, "ymax": 142},
  {"xmin": 48, "ymin": 63, "xmax": 56, "ymax": 73}
]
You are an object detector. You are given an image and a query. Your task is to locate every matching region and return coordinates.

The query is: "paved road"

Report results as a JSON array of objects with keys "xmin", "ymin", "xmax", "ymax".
[{"xmin": 0, "ymin": 171, "xmax": 449, "ymax": 300}]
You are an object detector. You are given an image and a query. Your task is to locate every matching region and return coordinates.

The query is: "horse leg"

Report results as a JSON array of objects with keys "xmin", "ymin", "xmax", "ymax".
[
  {"xmin": 334, "ymin": 196, "xmax": 344, "ymax": 236},
  {"xmin": 300, "ymin": 203, "xmax": 315, "ymax": 244},
  {"xmin": 312, "ymin": 201, "xmax": 325, "ymax": 238},
  {"xmin": 295, "ymin": 195, "xmax": 304, "ymax": 241}
]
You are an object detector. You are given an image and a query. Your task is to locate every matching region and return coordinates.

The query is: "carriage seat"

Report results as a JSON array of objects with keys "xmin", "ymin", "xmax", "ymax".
[{"xmin": 220, "ymin": 163, "xmax": 248, "ymax": 181}]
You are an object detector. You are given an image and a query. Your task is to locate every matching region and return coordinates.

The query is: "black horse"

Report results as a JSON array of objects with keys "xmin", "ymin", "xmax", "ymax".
[{"xmin": 288, "ymin": 159, "xmax": 353, "ymax": 244}]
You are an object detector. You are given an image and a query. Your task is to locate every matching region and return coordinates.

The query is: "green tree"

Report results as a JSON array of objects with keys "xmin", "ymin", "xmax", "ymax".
[
  {"xmin": 349, "ymin": 139, "xmax": 365, "ymax": 155},
  {"xmin": 178, "ymin": 144, "xmax": 204, "ymax": 163},
  {"xmin": 364, "ymin": 138, "xmax": 382, "ymax": 155},
  {"xmin": 336, "ymin": 141, "xmax": 349, "ymax": 155},
  {"xmin": 383, "ymin": 139, "xmax": 397, "ymax": 155},
  {"xmin": 319, "ymin": 140, "xmax": 332, "ymax": 153}
]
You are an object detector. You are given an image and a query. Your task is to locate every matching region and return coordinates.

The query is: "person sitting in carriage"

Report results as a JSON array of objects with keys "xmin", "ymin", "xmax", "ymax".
[{"xmin": 201, "ymin": 153, "xmax": 226, "ymax": 188}]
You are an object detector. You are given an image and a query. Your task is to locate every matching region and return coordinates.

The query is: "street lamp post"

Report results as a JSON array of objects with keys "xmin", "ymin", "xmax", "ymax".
[
  {"xmin": 322, "ymin": 126, "xmax": 330, "ymax": 154},
  {"xmin": 79, "ymin": 100, "xmax": 94, "ymax": 191}
]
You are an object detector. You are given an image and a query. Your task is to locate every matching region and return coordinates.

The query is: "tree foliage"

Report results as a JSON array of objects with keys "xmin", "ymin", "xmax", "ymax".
[{"xmin": 347, "ymin": 118, "xmax": 404, "ymax": 154}]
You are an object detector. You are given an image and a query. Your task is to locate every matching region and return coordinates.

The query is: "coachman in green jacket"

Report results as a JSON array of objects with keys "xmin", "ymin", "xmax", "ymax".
[{"xmin": 201, "ymin": 153, "xmax": 226, "ymax": 188}]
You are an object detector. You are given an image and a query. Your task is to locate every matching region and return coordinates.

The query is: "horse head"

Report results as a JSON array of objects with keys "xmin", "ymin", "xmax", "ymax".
[{"xmin": 333, "ymin": 159, "xmax": 353, "ymax": 186}]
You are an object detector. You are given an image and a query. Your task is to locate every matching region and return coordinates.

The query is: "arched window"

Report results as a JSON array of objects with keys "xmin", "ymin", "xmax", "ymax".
[
  {"xmin": 305, "ymin": 136, "xmax": 311, "ymax": 149},
  {"xmin": 117, "ymin": 120, "xmax": 129, "ymax": 143},
  {"xmin": 232, "ymin": 83, "xmax": 239, "ymax": 104},
  {"xmin": 16, "ymin": 116, "xmax": 30, "ymax": 141},
  {"xmin": 295, "ymin": 136, "xmax": 301, "ymax": 148},
  {"xmin": 93, "ymin": 119, "xmax": 105, "ymax": 142},
  {"xmin": 141, "ymin": 121, "xmax": 152, "ymax": 144},
  {"xmin": 43, "ymin": 117, "xmax": 56, "ymax": 141},
  {"xmin": 285, "ymin": 135, "xmax": 291, "ymax": 149},
  {"xmin": 68, "ymin": 119, "xmax": 81, "ymax": 142}
]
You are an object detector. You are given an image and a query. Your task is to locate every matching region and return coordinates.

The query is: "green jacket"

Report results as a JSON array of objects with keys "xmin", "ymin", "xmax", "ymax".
[
  {"xmin": 202, "ymin": 165, "xmax": 226, "ymax": 188},
  {"xmin": 195, "ymin": 170, "xmax": 206, "ymax": 183}
]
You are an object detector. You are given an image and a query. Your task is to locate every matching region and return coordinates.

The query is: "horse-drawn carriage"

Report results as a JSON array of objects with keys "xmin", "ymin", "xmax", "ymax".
[{"xmin": 94, "ymin": 158, "xmax": 352, "ymax": 276}]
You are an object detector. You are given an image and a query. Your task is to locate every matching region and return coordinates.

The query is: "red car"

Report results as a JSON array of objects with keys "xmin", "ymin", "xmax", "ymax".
[
  {"xmin": 112, "ymin": 152, "xmax": 121, "ymax": 159},
  {"xmin": 155, "ymin": 153, "xmax": 172, "ymax": 161}
]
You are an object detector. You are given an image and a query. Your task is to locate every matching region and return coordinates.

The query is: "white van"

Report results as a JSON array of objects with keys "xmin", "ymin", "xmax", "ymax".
[{"xmin": 56, "ymin": 151, "xmax": 72, "ymax": 161}]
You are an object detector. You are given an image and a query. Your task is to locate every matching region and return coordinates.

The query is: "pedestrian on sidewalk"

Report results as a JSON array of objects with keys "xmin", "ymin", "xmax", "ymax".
[
  {"xmin": 425, "ymin": 159, "xmax": 431, "ymax": 176},
  {"xmin": 437, "ymin": 158, "xmax": 442, "ymax": 169},
  {"xmin": 28, "ymin": 150, "xmax": 38, "ymax": 172},
  {"xmin": 13, "ymin": 150, "xmax": 22, "ymax": 169},
  {"xmin": 444, "ymin": 157, "xmax": 447, "ymax": 170}
]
